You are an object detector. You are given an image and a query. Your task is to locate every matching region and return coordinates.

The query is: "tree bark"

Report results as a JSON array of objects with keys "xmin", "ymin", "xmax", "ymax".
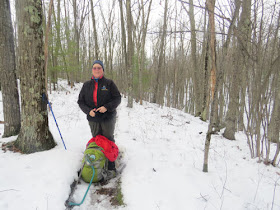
[
  {"xmin": 201, "ymin": 10, "xmax": 210, "ymax": 121},
  {"xmin": 237, "ymin": 0, "xmax": 251, "ymax": 132},
  {"xmin": 271, "ymin": 61, "xmax": 280, "ymax": 165},
  {"xmin": 223, "ymin": 0, "xmax": 251, "ymax": 140},
  {"xmin": 139, "ymin": 0, "xmax": 152, "ymax": 105},
  {"xmin": 203, "ymin": 0, "xmax": 217, "ymax": 172},
  {"xmin": 153, "ymin": 0, "xmax": 168, "ymax": 104},
  {"xmin": 208, "ymin": 1, "xmax": 217, "ymax": 102},
  {"xmin": 15, "ymin": 0, "xmax": 56, "ymax": 153},
  {"xmin": 0, "ymin": 0, "xmax": 21, "ymax": 137},
  {"xmin": 118, "ymin": 0, "xmax": 128, "ymax": 94},
  {"xmin": 90, "ymin": 0, "xmax": 99, "ymax": 60},
  {"xmin": 72, "ymin": 0, "xmax": 78, "ymax": 88},
  {"xmin": 182, "ymin": 0, "xmax": 201, "ymax": 116},
  {"xmin": 126, "ymin": 0, "xmax": 134, "ymax": 108},
  {"xmin": 44, "ymin": 0, "xmax": 54, "ymax": 95},
  {"xmin": 51, "ymin": 0, "xmax": 60, "ymax": 91}
]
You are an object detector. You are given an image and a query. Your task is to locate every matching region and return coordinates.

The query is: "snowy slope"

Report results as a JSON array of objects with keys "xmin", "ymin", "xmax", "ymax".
[{"xmin": 0, "ymin": 80, "xmax": 279, "ymax": 210}]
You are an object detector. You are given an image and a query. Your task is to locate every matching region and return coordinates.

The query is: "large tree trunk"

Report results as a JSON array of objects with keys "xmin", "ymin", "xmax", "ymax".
[
  {"xmin": 0, "ymin": 0, "xmax": 21, "ymax": 137},
  {"xmin": 223, "ymin": 49, "xmax": 240, "ymax": 140},
  {"xmin": 223, "ymin": 0, "xmax": 251, "ymax": 140},
  {"xmin": 15, "ymin": 0, "xmax": 56, "ymax": 153},
  {"xmin": 237, "ymin": 0, "xmax": 251, "ymax": 132}
]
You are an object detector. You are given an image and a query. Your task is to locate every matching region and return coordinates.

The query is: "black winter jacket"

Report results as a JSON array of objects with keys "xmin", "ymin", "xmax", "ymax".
[{"xmin": 78, "ymin": 77, "xmax": 121, "ymax": 122}]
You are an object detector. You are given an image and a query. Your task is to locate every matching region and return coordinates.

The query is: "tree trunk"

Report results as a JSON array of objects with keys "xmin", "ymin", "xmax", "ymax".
[
  {"xmin": 0, "ymin": 0, "xmax": 21, "ymax": 137},
  {"xmin": 71, "ymin": 0, "xmax": 78, "ymax": 88},
  {"xmin": 183, "ymin": 0, "xmax": 201, "ymax": 116},
  {"xmin": 201, "ymin": 11, "xmax": 210, "ymax": 121},
  {"xmin": 271, "ymin": 64, "xmax": 280, "ymax": 165},
  {"xmin": 90, "ymin": 0, "xmax": 99, "ymax": 60},
  {"xmin": 126, "ymin": 0, "xmax": 134, "ymax": 108},
  {"xmin": 118, "ymin": 0, "xmax": 128, "ymax": 94},
  {"xmin": 223, "ymin": 0, "xmax": 251, "ymax": 140},
  {"xmin": 223, "ymin": 0, "xmax": 241, "ymax": 49},
  {"xmin": 208, "ymin": 1, "xmax": 217, "ymax": 102},
  {"xmin": 15, "ymin": 0, "xmax": 56, "ymax": 153},
  {"xmin": 153, "ymin": 0, "xmax": 168, "ymax": 104},
  {"xmin": 223, "ymin": 51, "xmax": 239, "ymax": 140},
  {"xmin": 139, "ymin": 0, "xmax": 152, "ymax": 105},
  {"xmin": 203, "ymin": 0, "xmax": 217, "ymax": 172},
  {"xmin": 44, "ymin": 0, "xmax": 54, "ymax": 96},
  {"xmin": 237, "ymin": 0, "xmax": 251, "ymax": 132},
  {"xmin": 52, "ymin": 0, "xmax": 60, "ymax": 91}
]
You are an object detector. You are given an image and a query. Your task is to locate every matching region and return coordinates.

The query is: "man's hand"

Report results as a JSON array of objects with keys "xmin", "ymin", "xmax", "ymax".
[
  {"xmin": 89, "ymin": 109, "xmax": 96, "ymax": 117},
  {"xmin": 96, "ymin": 106, "xmax": 107, "ymax": 113}
]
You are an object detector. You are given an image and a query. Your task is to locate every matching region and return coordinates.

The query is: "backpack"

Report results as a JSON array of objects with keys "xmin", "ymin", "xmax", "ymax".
[{"xmin": 81, "ymin": 142, "xmax": 107, "ymax": 183}]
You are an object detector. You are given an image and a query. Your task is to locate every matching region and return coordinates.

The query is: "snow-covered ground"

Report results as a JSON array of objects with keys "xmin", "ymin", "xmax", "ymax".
[{"xmin": 0, "ymin": 80, "xmax": 280, "ymax": 210}]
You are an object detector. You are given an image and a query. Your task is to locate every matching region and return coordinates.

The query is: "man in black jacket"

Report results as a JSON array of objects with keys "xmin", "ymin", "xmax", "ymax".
[{"xmin": 78, "ymin": 60, "xmax": 121, "ymax": 173}]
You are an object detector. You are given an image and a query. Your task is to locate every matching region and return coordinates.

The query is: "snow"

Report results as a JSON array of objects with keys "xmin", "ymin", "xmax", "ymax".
[{"xmin": 0, "ymin": 80, "xmax": 280, "ymax": 210}]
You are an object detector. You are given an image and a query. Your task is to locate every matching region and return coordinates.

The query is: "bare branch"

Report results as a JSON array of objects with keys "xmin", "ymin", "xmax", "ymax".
[
  {"xmin": 147, "ymin": 29, "xmax": 227, "ymax": 35},
  {"xmin": 178, "ymin": 0, "xmax": 231, "ymax": 22}
]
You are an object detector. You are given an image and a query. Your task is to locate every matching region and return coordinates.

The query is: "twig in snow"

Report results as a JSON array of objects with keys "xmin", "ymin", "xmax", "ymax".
[
  {"xmin": 271, "ymin": 176, "xmax": 280, "ymax": 210},
  {"xmin": 220, "ymin": 160, "xmax": 228, "ymax": 199},
  {"xmin": 197, "ymin": 193, "xmax": 209, "ymax": 202},
  {"xmin": 0, "ymin": 189, "xmax": 19, "ymax": 193},
  {"xmin": 254, "ymin": 167, "xmax": 265, "ymax": 201}
]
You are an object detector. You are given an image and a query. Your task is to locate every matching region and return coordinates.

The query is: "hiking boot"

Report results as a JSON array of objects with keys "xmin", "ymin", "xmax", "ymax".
[{"xmin": 106, "ymin": 170, "xmax": 116, "ymax": 179}]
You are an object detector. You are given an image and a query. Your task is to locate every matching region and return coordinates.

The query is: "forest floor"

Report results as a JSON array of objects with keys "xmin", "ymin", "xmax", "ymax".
[{"xmin": 0, "ymin": 79, "xmax": 280, "ymax": 210}]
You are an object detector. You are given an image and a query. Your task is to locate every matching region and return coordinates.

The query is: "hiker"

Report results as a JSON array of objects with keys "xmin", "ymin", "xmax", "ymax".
[{"xmin": 78, "ymin": 60, "xmax": 121, "ymax": 174}]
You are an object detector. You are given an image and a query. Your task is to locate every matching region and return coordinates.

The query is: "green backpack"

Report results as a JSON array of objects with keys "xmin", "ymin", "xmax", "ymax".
[{"xmin": 81, "ymin": 142, "xmax": 107, "ymax": 183}]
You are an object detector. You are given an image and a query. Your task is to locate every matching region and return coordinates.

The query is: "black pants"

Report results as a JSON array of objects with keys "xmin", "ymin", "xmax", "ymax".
[{"xmin": 88, "ymin": 117, "xmax": 116, "ymax": 170}]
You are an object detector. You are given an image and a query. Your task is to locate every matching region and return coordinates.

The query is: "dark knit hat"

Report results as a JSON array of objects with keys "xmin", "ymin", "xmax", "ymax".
[{"xmin": 92, "ymin": 60, "xmax": 104, "ymax": 71}]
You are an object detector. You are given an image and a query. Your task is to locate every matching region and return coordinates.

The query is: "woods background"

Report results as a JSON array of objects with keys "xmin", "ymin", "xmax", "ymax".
[{"xmin": 0, "ymin": 0, "xmax": 279, "ymax": 166}]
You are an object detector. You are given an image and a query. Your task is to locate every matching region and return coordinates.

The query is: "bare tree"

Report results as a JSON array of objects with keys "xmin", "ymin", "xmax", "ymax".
[
  {"xmin": 223, "ymin": 0, "xmax": 252, "ymax": 140},
  {"xmin": 71, "ymin": 0, "xmax": 89, "ymax": 86},
  {"xmin": 203, "ymin": 0, "xmax": 218, "ymax": 172},
  {"xmin": 0, "ymin": 0, "xmax": 21, "ymax": 137},
  {"xmin": 118, "ymin": 0, "xmax": 128, "ymax": 93},
  {"xmin": 44, "ymin": 0, "xmax": 54, "ymax": 95},
  {"xmin": 126, "ymin": 0, "xmax": 134, "ymax": 108},
  {"xmin": 138, "ymin": 0, "xmax": 152, "ymax": 105},
  {"xmin": 90, "ymin": 0, "xmax": 100, "ymax": 60},
  {"xmin": 270, "ymin": 70, "xmax": 280, "ymax": 166},
  {"xmin": 201, "ymin": 8, "xmax": 210, "ymax": 121},
  {"xmin": 152, "ymin": 0, "xmax": 168, "ymax": 105},
  {"xmin": 181, "ymin": 0, "xmax": 201, "ymax": 116},
  {"xmin": 50, "ymin": 0, "xmax": 61, "ymax": 91},
  {"xmin": 100, "ymin": 0, "xmax": 117, "ymax": 78}
]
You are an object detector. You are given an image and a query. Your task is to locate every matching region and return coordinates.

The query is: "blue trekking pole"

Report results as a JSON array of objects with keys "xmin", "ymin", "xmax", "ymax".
[
  {"xmin": 67, "ymin": 155, "xmax": 95, "ymax": 207},
  {"xmin": 43, "ymin": 93, "xmax": 67, "ymax": 150}
]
